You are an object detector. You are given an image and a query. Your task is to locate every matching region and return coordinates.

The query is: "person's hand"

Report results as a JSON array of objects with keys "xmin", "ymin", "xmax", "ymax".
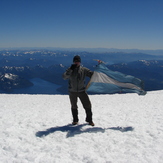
[{"xmin": 70, "ymin": 64, "xmax": 77, "ymax": 70}]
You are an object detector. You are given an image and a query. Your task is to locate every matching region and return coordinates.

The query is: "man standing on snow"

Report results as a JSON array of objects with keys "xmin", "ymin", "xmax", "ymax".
[{"xmin": 63, "ymin": 55, "xmax": 94, "ymax": 126}]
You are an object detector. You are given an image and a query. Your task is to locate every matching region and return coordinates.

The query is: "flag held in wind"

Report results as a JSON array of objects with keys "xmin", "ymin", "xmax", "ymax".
[{"xmin": 86, "ymin": 63, "xmax": 146, "ymax": 95}]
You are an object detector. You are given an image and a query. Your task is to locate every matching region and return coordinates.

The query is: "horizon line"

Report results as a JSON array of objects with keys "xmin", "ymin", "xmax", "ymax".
[{"xmin": 0, "ymin": 47, "xmax": 163, "ymax": 51}]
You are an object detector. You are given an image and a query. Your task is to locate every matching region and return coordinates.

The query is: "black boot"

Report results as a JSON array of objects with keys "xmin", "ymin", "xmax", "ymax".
[
  {"xmin": 85, "ymin": 109, "xmax": 93, "ymax": 122},
  {"xmin": 85, "ymin": 109, "xmax": 94, "ymax": 126},
  {"xmin": 71, "ymin": 108, "xmax": 79, "ymax": 124}
]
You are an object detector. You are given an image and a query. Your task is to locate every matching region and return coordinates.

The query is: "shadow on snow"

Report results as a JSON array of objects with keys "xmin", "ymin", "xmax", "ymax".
[
  {"xmin": 35, "ymin": 124, "xmax": 134, "ymax": 138},
  {"xmin": 107, "ymin": 126, "xmax": 134, "ymax": 132}
]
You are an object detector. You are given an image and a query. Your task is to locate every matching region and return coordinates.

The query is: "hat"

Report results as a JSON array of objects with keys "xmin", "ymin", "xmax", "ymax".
[{"xmin": 73, "ymin": 55, "xmax": 81, "ymax": 63}]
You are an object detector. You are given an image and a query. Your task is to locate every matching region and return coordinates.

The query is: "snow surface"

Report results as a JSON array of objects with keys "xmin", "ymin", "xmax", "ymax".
[{"xmin": 0, "ymin": 91, "xmax": 163, "ymax": 163}]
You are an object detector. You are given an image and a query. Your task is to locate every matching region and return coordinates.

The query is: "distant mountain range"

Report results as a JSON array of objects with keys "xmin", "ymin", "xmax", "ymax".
[
  {"xmin": 0, "ymin": 49, "xmax": 163, "ymax": 94},
  {"xmin": 1, "ymin": 47, "xmax": 163, "ymax": 55}
]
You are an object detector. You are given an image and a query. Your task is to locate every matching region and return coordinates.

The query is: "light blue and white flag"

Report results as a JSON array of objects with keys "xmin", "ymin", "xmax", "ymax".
[{"xmin": 86, "ymin": 63, "xmax": 146, "ymax": 95}]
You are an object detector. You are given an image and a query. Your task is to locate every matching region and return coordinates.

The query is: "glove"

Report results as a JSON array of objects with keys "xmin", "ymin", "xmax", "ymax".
[{"xmin": 70, "ymin": 64, "xmax": 77, "ymax": 70}]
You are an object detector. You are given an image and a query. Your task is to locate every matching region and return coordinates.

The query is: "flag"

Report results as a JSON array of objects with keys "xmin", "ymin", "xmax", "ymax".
[{"xmin": 86, "ymin": 63, "xmax": 146, "ymax": 95}]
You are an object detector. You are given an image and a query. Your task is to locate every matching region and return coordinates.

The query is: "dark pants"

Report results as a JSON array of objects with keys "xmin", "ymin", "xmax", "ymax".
[{"xmin": 69, "ymin": 91, "xmax": 93, "ymax": 122}]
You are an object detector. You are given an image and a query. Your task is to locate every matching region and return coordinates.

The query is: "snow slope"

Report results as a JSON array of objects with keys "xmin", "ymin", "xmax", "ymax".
[{"xmin": 0, "ymin": 91, "xmax": 163, "ymax": 163}]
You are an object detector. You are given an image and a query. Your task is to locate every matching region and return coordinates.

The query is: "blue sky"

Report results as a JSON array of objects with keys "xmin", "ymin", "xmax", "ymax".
[{"xmin": 0, "ymin": 0, "xmax": 163, "ymax": 50}]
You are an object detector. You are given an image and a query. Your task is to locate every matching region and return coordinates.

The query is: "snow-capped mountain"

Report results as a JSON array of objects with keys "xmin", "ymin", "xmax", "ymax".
[
  {"xmin": 0, "ymin": 49, "xmax": 163, "ymax": 93},
  {"xmin": 0, "ymin": 72, "xmax": 33, "ymax": 92}
]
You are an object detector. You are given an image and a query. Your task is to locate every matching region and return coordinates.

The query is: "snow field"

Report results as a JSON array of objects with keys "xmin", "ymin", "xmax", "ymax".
[{"xmin": 0, "ymin": 91, "xmax": 163, "ymax": 163}]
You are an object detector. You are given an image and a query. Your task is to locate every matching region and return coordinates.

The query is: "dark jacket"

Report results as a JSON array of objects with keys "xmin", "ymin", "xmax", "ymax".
[{"xmin": 63, "ymin": 66, "xmax": 93, "ymax": 92}]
